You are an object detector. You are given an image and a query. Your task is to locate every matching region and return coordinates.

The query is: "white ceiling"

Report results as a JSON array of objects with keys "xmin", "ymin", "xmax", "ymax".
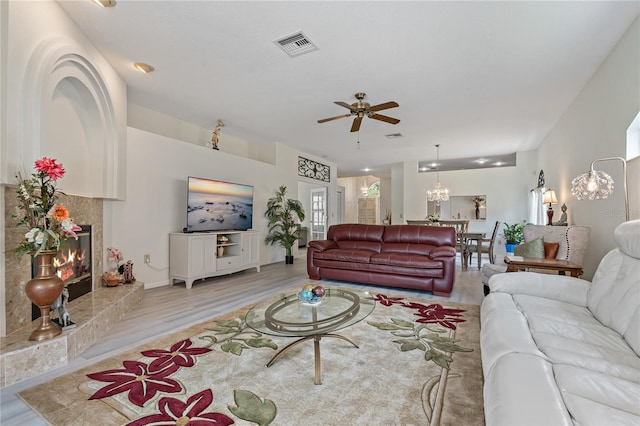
[{"xmin": 57, "ymin": 0, "xmax": 639, "ymax": 177}]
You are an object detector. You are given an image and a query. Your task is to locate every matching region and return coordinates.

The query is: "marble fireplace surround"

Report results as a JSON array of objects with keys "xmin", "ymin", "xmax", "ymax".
[
  {"xmin": 3, "ymin": 188, "xmax": 104, "ymax": 335},
  {"xmin": 0, "ymin": 190, "xmax": 147, "ymax": 388}
]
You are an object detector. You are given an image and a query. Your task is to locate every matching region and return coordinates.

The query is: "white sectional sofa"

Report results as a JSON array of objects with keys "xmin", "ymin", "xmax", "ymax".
[{"xmin": 481, "ymin": 220, "xmax": 640, "ymax": 425}]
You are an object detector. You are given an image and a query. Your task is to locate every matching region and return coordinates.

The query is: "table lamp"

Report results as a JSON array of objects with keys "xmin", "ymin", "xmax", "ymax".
[{"xmin": 543, "ymin": 190, "xmax": 558, "ymax": 225}]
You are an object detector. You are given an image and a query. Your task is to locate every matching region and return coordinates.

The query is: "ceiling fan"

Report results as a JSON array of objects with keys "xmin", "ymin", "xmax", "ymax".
[{"xmin": 317, "ymin": 92, "xmax": 400, "ymax": 132}]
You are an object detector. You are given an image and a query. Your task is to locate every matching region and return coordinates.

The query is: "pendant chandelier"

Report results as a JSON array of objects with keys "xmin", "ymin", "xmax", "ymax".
[{"xmin": 427, "ymin": 144, "xmax": 449, "ymax": 203}]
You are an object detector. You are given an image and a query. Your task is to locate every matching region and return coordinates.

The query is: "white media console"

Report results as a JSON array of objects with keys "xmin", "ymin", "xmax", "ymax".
[{"xmin": 169, "ymin": 230, "xmax": 260, "ymax": 289}]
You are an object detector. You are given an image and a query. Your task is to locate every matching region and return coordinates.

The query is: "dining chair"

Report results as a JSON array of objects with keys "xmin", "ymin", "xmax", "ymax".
[
  {"xmin": 466, "ymin": 221, "xmax": 500, "ymax": 266},
  {"xmin": 439, "ymin": 219, "xmax": 469, "ymax": 258}
]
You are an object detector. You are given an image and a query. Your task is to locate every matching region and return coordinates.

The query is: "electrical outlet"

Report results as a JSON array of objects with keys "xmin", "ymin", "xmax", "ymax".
[{"xmin": 144, "ymin": 254, "xmax": 151, "ymax": 264}]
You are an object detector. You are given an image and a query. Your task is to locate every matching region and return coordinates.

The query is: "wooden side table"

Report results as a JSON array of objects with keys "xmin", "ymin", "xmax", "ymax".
[{"xmin": 504, "ymin": 256, "xmax": 583, "ymax": 278}]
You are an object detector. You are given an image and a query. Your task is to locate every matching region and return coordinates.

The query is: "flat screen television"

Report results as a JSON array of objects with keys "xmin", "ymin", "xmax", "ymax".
[{"xmin": 186, "ymin": 176, "xmax": 253, "ymax": 233}]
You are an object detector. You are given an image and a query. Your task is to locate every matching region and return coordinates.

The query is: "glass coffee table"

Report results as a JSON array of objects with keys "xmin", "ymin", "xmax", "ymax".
[{"xmin": 245, "ymin": 287, "xmax": 375, "ymax": 384}]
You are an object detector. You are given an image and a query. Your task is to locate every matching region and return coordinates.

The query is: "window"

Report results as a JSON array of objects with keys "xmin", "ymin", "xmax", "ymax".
[
  {"xmin": 367, "ymin": 182, "xmax": 380, "ymax": 197},
  {"xmin": 627, "ymin": 111, "xmax": 639, "ymax": 161}
]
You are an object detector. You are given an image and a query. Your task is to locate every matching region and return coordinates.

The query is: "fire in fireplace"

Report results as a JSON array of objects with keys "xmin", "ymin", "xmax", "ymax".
[{"xmin": 32, "ymin": 225, "xmax": 92, "ymax": 320}]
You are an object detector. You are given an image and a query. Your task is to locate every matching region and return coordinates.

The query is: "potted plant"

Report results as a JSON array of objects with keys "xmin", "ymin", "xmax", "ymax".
[
  {"xmin": 502, "ymin": 222, "xmax": 526, "ymax": 253},
  {"xmin": 264, "ymin": 185, "xmax": 305, "ymax": 264}
]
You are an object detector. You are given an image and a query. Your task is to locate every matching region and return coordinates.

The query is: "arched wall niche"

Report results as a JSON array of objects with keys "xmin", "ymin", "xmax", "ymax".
[
  {"xmin": 20, "ymin": 37, "xmax": 123, "ymax": 199},
  {"xmin": 43, "ymin": 76, "xmax": 105, "ymax": 197}
]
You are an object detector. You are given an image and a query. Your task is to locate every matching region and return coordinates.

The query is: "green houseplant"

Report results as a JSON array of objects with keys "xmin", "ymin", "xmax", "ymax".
[
  {"xmin": 264, "ymin": 185, "xmax": 305, "ymax": 264},
  {"xmin": 502, "ymin": 222, "xmax": 526, "ymax": 253}
]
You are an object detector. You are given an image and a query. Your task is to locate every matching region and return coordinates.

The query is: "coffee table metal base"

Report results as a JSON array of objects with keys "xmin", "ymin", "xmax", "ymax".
[{"xmin": 265, "ymin": 333, "xmax": 359, "ymax": 385}]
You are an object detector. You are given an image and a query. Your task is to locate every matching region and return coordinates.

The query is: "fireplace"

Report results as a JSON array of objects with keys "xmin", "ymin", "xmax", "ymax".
[{"xmin": 32, "ymin": 225, "xmax": 93, "ymax": 320}]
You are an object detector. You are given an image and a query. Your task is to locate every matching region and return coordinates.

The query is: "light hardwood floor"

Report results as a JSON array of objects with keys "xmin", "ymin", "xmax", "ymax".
[{"xmin": 0, "ymin": 253, "xmax": 485, "ymax": 425}]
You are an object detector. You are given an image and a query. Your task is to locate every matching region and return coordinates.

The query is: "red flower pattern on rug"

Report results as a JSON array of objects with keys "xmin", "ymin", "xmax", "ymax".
[
  {"xmin": 87, "ymin": 360, "xmax": 182, "ymax": 407},
  {"xmin": 87, "ymin": 338, "xmax": 211, "ymax": 408},
  {"xmin": 141, "ymin": 338, "xmax": 212, "ymax": 372},
  {"xmin": 373, "ymin": 294, "xmax": 466, "ymax": 330},
  {"xmin": 126, "ymin": 389, "xmax": 234, "ymax": 426}
]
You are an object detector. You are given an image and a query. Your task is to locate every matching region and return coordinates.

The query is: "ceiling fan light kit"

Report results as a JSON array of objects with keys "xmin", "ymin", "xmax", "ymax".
[{"xmin": 317, "ymin": 92, "xmax": 400, "ymax": 132}]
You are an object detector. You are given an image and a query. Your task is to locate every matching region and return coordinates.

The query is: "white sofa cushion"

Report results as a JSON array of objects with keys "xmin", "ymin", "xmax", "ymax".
[
  {"xmin": 587, "ymin": 220, "xmax": 640, "ymax": 355},
  {"xmin": 483, "ymin": 353, "xmax": 573, "ymax": 426},
  {"xmin": 555, "ymin": 365, "xmax": 640, "ymax": 424}
]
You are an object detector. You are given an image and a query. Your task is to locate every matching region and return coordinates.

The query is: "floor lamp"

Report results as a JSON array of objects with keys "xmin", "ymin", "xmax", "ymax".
[{"xmin": 570, "ymin": 157, "xmax": 629, "ymax": 221}]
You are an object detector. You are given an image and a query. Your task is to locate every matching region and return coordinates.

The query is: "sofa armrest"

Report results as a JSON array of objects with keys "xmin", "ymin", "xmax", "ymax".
[
  {"xmin": 308, "ymin": 240, "xmax": 337, "ymax": 252},
  {"xmin": 488, "ymin": 272, "xmax": 590, "ymax": 306},
  {"xmin": 429, "ymin": 246, "xmax": 456, "ymax": 259}
]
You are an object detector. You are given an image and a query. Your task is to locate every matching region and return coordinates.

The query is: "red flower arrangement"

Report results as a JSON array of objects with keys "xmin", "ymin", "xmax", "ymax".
[{"xmin": 13, "ymin": 157, "xmax": 81, "ymax": 257}]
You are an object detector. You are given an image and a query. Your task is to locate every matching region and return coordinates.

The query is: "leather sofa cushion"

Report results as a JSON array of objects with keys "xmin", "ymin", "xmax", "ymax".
[
  {"xmin": 588, "ymin": 249, "xmax": 640, "ymax": 354},
  {"xmin": 312, "ymin": 258, "xmax": 444, "ymax": 278},
  {"xmin": 327, "ymin": 224, "xmax": 385, "ymax": 243},
  {"xmin": 514, "ymin": 294, "xmax": 639, "ymax": 382},
  {"xmin": 313, "ymin": 248, "xmax": 375, "ymax": 264},
  {"xmin": 336, "ymin": 240, "xmax": 382, "ymax": 253},
  {"xmin": 380, "ymin": 243, "xmax": 433, "ymax": 256},
  {"xmin": 371, "ymin": 253, "xmax": 442, "ymax": 269},
  {"xmin": 383, "ymin": 224, "xmax": 456, "ymax": 247},
  {"xmin": 555, "ymin": 364, "xmax": 640, "ymax": 423}
]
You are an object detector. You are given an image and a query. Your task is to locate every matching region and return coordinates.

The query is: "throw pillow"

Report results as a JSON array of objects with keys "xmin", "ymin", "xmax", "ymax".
[
  {"xmin": 514, "ymin": 236, "xmax": 545, "ymax": 258},
  {"xmin": 544, "ymin": 241, "xmax": 560, "ymax": 259}
]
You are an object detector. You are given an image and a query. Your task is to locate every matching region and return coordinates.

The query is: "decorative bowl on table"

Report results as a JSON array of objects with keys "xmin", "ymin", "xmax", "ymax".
[
  {"xmin": 297, "ymin": 284, "xmax": 325, "ymax": 304},
  {"xmin": 102, "ymin": 271, "xmax": 121, "ymax": 287}
]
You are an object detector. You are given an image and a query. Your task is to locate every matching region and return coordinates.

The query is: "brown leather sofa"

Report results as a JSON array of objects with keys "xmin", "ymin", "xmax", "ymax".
[{"xmin": 307, "ymin": 224, "xmax": 457, "ymax": 296}]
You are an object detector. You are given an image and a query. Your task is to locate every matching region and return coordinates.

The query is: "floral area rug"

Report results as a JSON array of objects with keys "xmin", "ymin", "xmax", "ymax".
[{"xmin": 18, "ymin": 287, "xmax": 484, "ymax": 425}]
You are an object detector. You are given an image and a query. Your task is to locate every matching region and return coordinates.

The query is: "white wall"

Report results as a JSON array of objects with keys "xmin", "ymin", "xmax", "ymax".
[
  {"xmin": 128, "ymin": 103, "xmax": 253, "ymax": 159},
  {"xmin": 379, "ymin": 177, "xmax": 392, "ymax": 223},
  {"xmin": 336, "ymin": 175, "xmax": 380, "ymax": 223},
  {"xmin": 536, "ymin": 17, "xmax": 639, "ymax": 278},
  {"xmin": 1, "ymin": 0, "xmax": 127, "ymax": 191},
  {"xmin": 398, "ymin": 151, "xmax": 537, "ymax": 236},
  {"xmin": 107, "ymin": 128, "xmax": 337, "ymax": 288}
]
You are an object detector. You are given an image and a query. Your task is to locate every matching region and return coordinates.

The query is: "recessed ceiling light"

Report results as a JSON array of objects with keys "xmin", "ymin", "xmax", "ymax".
[
  {"xmin": 133, "ymin": 62, "xmax": 155, "ymax": 73},
  {"xmin": 475, "ymin": 159, "xmax": 488, "ymax": 164},
  {"xmin": 363, "ymin": 168, "xmax": 371, "ymax": 172},
  {"xmin": 91, "ymin": 0, "xmax": 116, "ymax": 7},
  {"xmin": 430, "ymin": 162, "xmax": 438, "ymax": 168},
  {"xmin": 419, "ymin": 167, "xmax": 429, "ymax": 172},
  {"xmin": 495, "ymin": 162, "xmax": 503, "ymax": 166}
]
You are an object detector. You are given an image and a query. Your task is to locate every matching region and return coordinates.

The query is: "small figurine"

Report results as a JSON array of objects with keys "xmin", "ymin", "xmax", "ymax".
[
  {"xmin": 553, "ymin": 203, "xmax": 568, "ymax": 226},
  {"xmin": 209, "ymin": 119, "xmax": 224, "ymax": 150},
  {"xmin": 210, "ymin": 128, "xmax": 220, "ymax": 150},
  {"xmin": 123, "ymin": 260, "xmax": 135, "ymax": 283},
  {"xmin": 51, "ymin": 287, "xmax": 71, "ymax": 327}
]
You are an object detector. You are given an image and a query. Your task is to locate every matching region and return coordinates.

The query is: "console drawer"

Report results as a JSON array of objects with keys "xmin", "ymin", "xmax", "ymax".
[{"xmin": 217, "ymin": 255, "xmax": 242, "ymax": 270}]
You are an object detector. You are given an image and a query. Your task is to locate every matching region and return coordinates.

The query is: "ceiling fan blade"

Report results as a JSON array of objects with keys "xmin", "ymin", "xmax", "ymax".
[
  {"xmin": 369, "ymin": 113, "xmax": 400, "ymax": 125},
  {"xmin": 334, "ymin": 101, "xmax": 355, "ymax": 110},
  {"xmin": 350, "ymin": 116, "xmax": 363, "ymax": 132},
  {"xmin": 369, "ymin": 101, "xmax": 399, "ymax": 112},
  {"xmin": 317, "ymin": 114, "xmax": 351, "ymax": 124}
]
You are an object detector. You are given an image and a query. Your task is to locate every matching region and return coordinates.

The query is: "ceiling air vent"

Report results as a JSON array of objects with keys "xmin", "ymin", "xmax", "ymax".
[
  {"xmin": 274, "ymin": 31, "xmax": 318, "ymax": 57},
  {"xmin": 385, "ymin": 133, "xmax": 403, "ymax": 139}
]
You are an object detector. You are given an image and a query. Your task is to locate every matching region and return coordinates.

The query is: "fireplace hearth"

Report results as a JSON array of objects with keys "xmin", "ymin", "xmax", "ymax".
[{"xmin": 32, "ymin": 225, "xmax": 92, "ymax": 320}]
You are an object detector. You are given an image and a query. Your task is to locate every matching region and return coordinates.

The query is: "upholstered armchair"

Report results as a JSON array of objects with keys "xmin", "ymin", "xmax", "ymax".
[{"xmin": 481, "ymin": 224, "xmax": 591, "ymax": 292}]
